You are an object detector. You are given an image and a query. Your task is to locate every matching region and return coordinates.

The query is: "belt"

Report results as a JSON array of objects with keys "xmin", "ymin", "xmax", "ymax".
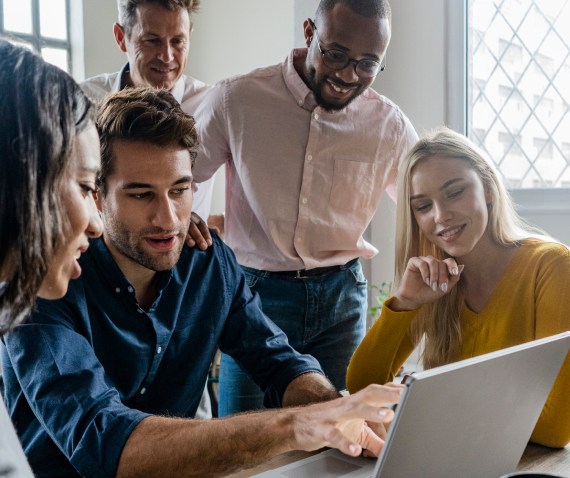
[{"xmin": 269, "ymin": 258, "xmax": 358, "ymax": 279}]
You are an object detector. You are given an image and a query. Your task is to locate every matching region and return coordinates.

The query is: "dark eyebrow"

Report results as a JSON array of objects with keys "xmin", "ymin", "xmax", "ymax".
[
  {"xmin": 410, "ymin": 178, "xmax": 464, "ymax": 201},
  {"xmin": 122, "ymin": 176, "xmax": 193, "ymax": 190}
]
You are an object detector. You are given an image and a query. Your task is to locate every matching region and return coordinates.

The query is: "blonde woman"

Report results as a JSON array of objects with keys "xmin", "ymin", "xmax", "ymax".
[{"xmin": 346, "ymin": 127, "xmax": 570, "ymax": 448}]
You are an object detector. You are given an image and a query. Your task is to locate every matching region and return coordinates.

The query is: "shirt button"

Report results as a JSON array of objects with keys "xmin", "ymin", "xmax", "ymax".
[
  {"xmin": 298, "ymin": 100, "xmax": 303, "ymax": 106},
  {"xmin": 313, "ymin": 113, "xmax": 320, "ymax": 120},
  {"xmin": 307, "ymin": 154, "xmax": 313, "ymax": 161},
  {"xmin": 140, "ymin": 387, "xmax": 146, "ymax": 395},
  {"xmin": 115, "ymin": 287, "xmax": 120, "ymax": 294},
  {"xmin": 302, "ymin": 198, "xmax": 308, "ymax": 204},
  {"xmin": 157, "ymin": 346, "xmax": 162, "ymax": 354},
  {"xmin": 127, "ymin": 286, "xmax": 134, "ymax": 293}
]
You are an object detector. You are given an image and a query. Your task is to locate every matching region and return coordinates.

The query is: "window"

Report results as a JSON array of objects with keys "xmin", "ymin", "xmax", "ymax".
[
  {"xmin": 1, "ymin": 0, "xmax": 71, "ymax": 73},
  {"xmin": 466, "ymin": 0, "xmax": 570, "ymax": 190}
]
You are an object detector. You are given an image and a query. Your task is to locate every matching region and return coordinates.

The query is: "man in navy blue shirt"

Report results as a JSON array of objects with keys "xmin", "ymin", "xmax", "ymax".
[{"xmin": 1, "ymin": 87, "xmax": 402, "ymax": 478}]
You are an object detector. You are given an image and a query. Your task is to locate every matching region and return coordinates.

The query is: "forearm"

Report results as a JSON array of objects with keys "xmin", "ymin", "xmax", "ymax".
[
  {"xmin": 282, "ymin": 372, "xmax": 340, "ymax": 407},
  {"xmin": 346, "ymin": 298, "xmax": 416, "ymax": 393},
  {"xmin": 118, "ymin": 383, "xmax": 404, "ymax": 476},
  {"xmin": 117, "ymin": 413, "xmax": 295, "ymax": 478}
]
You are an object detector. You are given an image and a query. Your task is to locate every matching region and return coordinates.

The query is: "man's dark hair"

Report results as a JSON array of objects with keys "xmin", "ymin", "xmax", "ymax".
[
  {"xmin": 316, "ymin": 0, "xmax": 391, "ymax": 22},
  {"xmin": 117, "ymin": 0, "xmax": 200, "ymax": 36},
  {"xmin": 0, "ymin": 38, "xmax": 94, "ymax": 334},
  {"xmin": 96, "ymin": 87, "xmax": 198, "ymax": 195}
]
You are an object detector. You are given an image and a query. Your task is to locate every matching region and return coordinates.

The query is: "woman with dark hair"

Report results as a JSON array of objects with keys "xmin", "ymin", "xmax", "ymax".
[
  {"xmin": 347, "ymin": 127, "xmax": 570, "ymax": 448},
  {"xmin": 0, "ymin": 39, "xmax": 103, "ymax": 475}
]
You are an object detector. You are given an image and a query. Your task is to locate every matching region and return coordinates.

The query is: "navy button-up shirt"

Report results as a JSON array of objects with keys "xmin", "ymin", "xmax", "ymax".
[{"xmin": 1, "ymin": 235, "xmax": 323, "ymax": 478}]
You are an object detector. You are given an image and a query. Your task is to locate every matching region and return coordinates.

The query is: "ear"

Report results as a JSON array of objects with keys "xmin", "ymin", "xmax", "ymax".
[
  {"xmin": 303, "ymin": 18, "xmax": 314, "ymax": 48},
  {"xmin": 113, "ymin": 23, "xmax": 128, "ymax": 53}
]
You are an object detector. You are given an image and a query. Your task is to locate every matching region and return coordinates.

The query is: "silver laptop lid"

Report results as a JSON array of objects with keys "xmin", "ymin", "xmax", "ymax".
[{"xmin": 373, "ymin": 332, "xmax": 570, "ymax": 478}]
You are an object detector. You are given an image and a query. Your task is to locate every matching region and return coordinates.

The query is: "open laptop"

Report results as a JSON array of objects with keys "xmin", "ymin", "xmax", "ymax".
[{"xmin": 254, "ymin": 332, "xmax": 570, "ymax": 478}]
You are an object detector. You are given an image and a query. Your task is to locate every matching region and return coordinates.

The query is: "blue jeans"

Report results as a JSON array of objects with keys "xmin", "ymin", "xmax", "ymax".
[{"xmin": 218, "ymin": 259, "xmax": 367, "ymax": 416}]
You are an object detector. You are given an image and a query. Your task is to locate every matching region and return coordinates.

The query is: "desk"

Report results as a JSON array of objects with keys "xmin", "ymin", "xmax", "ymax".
[{"xmin": 224, "ymin": 443, "xmax": 570, "ymax": 477}]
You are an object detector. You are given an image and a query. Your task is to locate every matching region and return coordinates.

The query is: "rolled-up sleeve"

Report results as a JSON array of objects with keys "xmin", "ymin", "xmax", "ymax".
[
  {"xmin": 2, "ymin": 300, "xmax": 150, "ymax": 478},
  {"xmin": 215, "ymin": 241, "xmax": 324, "ymax": 408}
]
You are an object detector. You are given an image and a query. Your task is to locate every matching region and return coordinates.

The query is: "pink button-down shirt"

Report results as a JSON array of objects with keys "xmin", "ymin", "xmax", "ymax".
[{"xmin": 193, "ymin": 49, "xmax": 418, "ymax": 271}]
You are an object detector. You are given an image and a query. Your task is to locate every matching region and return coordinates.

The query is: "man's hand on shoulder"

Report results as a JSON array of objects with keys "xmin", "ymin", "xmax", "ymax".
[{"xmin": 186, "ymin": 212, "xmax": 213, "ymax": 250}]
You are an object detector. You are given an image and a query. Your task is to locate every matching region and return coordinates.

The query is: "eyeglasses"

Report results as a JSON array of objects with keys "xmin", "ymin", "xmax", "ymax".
[{"xmin": 309, "ymin": 19, "xmax": 385, "ymax": 79}]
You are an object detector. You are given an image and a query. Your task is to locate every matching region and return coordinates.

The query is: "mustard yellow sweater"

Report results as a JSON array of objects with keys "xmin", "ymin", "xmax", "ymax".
[{"xmin": 346, "ymin": 240, "xmax": 570, "ymax": 448}]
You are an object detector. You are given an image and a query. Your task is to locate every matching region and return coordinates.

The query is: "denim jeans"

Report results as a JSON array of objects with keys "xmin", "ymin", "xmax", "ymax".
[{"xmin": 218, "ymin": 259, "xmax": 367, "ymax": 416}]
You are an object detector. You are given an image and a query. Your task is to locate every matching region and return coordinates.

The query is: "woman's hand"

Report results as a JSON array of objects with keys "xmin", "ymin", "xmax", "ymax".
[{"xmin": 391, "ymin": 256, "xmax": 463, "ymax": 311}]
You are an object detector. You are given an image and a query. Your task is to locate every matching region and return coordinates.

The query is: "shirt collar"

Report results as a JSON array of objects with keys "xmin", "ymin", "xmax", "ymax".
[
  {"xmin": 87, "ymin": 237, "xmax": 173, "ymax": 298},
  {"xmin": 118, "ymin": 63, "xmax": 185, "ymax": 103},
  {"xmin": 282, "ymin": 48, "xmax": 318, "ymax": 111}
]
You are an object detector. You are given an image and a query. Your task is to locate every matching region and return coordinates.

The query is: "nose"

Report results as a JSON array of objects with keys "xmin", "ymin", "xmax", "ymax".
[
  {"xmin": 87, "ymin": 195, "xmax": 103, "ymax": 238},
  {"xmin": 433, "ymin": 201, "xmax": 452, "ymax": 224},
  {"xmin": 151, "ymin": 195, "xmax": 177, "ymax": 229},
  {"xmin": 157, "ymin": 42, "xmax": 174, "ymax": 63}
]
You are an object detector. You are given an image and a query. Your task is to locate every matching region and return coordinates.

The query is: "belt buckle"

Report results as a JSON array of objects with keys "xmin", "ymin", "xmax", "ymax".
[{"xmin": 295, "ymin": 270, "xmax": 303, "ymax": 279}]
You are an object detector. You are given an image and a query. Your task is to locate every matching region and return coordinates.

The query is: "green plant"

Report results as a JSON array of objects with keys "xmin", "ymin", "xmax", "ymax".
[{"xmin": 368, "ymin": 282, "xmax": 392, "ymax": 320}]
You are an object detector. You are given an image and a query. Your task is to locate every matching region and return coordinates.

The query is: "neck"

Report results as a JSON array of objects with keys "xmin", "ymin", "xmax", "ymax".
[{"xmin": 103, "ymin": 234, "xmax": 158, "ymax": 309}]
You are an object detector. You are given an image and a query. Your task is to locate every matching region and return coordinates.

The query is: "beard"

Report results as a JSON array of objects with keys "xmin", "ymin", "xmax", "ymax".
[
  {"xmin": 103, "ymin": 214, "xmax": 187, "ymax": 272},
  {"xmin": 305, "ymin": 66, "xmax": 364, "ymax": 111}
]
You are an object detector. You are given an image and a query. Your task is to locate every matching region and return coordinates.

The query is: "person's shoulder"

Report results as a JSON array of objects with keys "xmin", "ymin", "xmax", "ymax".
[
  {"xmin": 219, "ymin": 62, "xmax": 283, "ymax": 91},
  {"xmin": 520, "ymin": 239, "xmax": 570, "ymax": 264},
  {"xmin": 80, "ymin": 71, "xmax": 120, "ymax": 100}
]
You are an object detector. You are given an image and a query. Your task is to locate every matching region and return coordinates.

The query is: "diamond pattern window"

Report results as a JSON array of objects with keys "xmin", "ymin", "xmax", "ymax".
[{"xmin": 468, "ymin": 0, "xmax": 570, "ymax": 189}]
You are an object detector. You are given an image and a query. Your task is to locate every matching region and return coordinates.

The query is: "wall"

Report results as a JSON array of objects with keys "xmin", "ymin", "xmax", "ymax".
[{"xmin": 80, "ymin": 0, "xmax": 448, "ymax": 289}]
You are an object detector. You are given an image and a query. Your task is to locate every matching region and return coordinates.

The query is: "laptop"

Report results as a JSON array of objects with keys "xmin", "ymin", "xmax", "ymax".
[{"xmin": 253, "ymin": 332, "xmax": 570, "ymax": 478}]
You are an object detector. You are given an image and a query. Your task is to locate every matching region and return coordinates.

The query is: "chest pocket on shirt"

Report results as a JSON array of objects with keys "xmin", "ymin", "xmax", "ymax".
[{"xmin": 329, "ymin": 159, "xmax": 378, "ymax": 213}]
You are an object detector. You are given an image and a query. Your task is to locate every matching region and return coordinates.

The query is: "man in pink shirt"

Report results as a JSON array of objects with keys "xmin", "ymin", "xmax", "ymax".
[{"xmin": 193, "ymin": 0, "xmax": 418, "ymax": 415}]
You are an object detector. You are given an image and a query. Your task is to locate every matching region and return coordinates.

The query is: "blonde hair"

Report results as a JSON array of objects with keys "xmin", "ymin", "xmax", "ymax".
[{"xmin": 395, "ymin": 127, "xmax": 552, "ymax": 368}]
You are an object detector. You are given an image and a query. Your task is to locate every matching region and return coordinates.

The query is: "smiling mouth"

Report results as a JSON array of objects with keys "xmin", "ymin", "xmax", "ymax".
[
  {"xmin": 151, "ymin": 66, "xmax": 176, "ymax": 74},
  {"xmin": 438, "ymin": 225, "xmax": 464, "ymax": 239},
  {"xmin": 327, "ymin": 79, "xmax": 356, "ymax": 94}
]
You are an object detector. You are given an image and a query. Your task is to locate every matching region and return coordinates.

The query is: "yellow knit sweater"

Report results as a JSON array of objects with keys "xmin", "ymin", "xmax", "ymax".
[{"xmin": 346, "ymin": 240, "xmax": 570, "ymax": 448}]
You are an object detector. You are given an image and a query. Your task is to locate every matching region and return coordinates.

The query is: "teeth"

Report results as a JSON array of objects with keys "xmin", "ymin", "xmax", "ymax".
[
  {"xmin": 330, "ymin": 83, "xmax": 349, "ymax": 93},
  {"xmin": 441, "ymin": 226, "xmax": 462, "ymax": 238},
  {"xmin": 75, "ymin": 251, "xmax": 81, "ymax": 260}
]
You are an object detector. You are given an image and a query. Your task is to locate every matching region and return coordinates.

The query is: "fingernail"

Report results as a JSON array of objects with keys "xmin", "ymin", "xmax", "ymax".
[
  {"xmin": 200, "ymin": 241, "xmax": 207, "ymax": 249},
  {"xmin": 440, "ymin": 282, "xmax": 448, "ymax": 293},
  {"xmin": 451, "ymin": 267, "xmax": 459, "ymax": 276},
  {"xmin": 425, "ymin": 277, "xmax": 430, "ymax": 287},
  {"xmin": 348, "ymin": 444, "xmax": 358, "ymax": 454},
  {"xmin": 431, "ymin": 282, "xmax": 438, "ymax": 292},
  {"xmin": 378, "ymin": 409, "xmax": 388, "ymax": 418}
]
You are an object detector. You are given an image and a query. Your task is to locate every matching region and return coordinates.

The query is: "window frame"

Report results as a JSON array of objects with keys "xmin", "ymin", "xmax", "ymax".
[
  {"xmin": 0, "ymin": 0, "xmax": 72, "ymax": 73},
  {"xmin": 446, "ymin": 0, "xmax": 570, "ymax": 226}
]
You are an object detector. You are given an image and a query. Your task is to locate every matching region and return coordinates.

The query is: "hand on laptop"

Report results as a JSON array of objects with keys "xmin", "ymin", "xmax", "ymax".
[{"xmin": 290, "ymin": 383, "xmax": 404, "ymax": 458}]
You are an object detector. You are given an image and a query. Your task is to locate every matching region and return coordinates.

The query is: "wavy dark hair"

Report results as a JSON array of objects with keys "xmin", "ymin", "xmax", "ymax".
[
  {"xmin": 0, "ymin": 39, "xmax": 94, "ymax": 335},
  {"xmin": 96, "ymin": 86, "xmax": 198, "ymax": 195}
]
